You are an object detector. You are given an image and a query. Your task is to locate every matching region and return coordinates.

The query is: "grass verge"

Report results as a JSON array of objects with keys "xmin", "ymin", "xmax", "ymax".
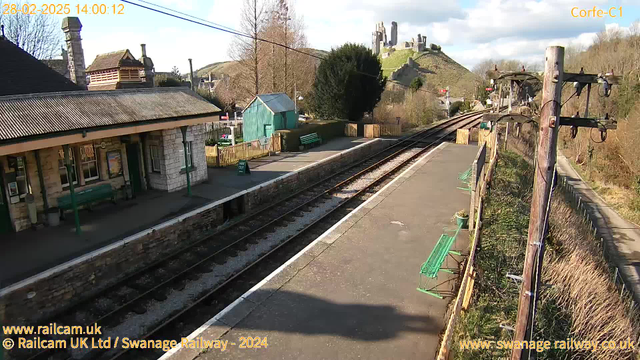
[{"xmin": 451, "ymin": 151, "xmax": 639, "ymax": 360}]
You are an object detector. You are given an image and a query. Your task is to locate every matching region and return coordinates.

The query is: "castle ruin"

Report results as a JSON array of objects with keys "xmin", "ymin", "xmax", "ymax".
[{"xmin": 371, "ymin": 21, "xmax": 430, "ymax": 56}]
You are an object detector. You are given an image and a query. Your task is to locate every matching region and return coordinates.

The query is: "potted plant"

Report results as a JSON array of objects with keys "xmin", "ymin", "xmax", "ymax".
[{"xmin": 455, "ymin": 209, "xmax": 469, "ymax": 228}]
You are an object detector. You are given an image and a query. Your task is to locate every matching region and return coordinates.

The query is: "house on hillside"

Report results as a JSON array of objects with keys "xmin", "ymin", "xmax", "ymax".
[
  {"xmin": 242, "ymin": 93, "xmax": 298, "ymax": 142},
  {"xmin": 0, "ymin": 17, "xmax": 220, "ymax": 234},
  {"xmin": 86, "ymin": 46, "xmax": 155, "ymax": 91}
]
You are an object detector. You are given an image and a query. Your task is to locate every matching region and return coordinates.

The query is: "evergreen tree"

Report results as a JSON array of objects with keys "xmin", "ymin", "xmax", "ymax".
[{"xmin": 310, "ymin": 43, "xmax": 386, "ymax": 121}]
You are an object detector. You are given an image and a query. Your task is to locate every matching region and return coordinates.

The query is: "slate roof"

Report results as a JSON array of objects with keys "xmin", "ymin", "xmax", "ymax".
[
  {"xmin": 86, "ymin": 49, "xmax": 144, "ymax": 72},
  {"xmin": 244, "ymin": 93, "xmax": 295, "ymax": 114},
  {"xmin": 0, "ymin": 88, "xmax": 221, "ymax": 143},
  {"xmin": 0, "ymin": 37, "xmax": 80, "ymax": 96}
]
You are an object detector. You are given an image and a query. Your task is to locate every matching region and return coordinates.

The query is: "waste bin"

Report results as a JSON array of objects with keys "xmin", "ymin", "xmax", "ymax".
[
  {"xmin": 26, "ymin": 193, "xmax": 37, "ymax": 225},
  {"xmin": 47, "ymin": 207, "xmax": 60, "ymax": 227}
]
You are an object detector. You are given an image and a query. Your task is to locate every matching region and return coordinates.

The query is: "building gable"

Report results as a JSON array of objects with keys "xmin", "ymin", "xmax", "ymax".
[{"xmin": 0, "ymin": 37, "xmax": 80, "ymax": 96}]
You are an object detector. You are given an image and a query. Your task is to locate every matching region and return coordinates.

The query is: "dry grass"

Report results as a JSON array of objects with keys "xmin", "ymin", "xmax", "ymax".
[
  {"xmin": 453, "ymin": 147, "xmax": 640, "ymax": 360},
  {"xmin": 373, "ymin": 90, "xmax": 442, "ymax": 130},
  {"xmin": 545, "ymin": 194, "xmax": 639, "ymax": 360}
]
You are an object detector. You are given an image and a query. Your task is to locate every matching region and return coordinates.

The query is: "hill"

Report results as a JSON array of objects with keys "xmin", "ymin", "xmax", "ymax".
[
  {"xmin": 195, "ymin": 48, "xmax": 329, "ymax": 79},
  {"xmin": 381, "ymin": 48, "xmax": 480, "ymax": 99}
]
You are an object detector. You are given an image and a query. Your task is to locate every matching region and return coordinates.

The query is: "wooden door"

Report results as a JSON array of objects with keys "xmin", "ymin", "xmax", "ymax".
[
  {"xmin": 126, "ymin": 144, "xmax": 143, "ymax": 195},
  {"xmin": 0, "ymin": 180, "xmax": 12, "ymax": 234}
]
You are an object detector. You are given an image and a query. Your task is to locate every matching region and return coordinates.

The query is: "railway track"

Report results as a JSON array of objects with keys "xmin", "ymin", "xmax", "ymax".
[{"xmin": 9, "ymin": 111, "xmax": 484, "ymax": 360}]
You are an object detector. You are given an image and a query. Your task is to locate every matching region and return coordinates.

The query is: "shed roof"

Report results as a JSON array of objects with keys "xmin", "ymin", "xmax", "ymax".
[
  {"xmin": 86, "ymin": 49, "xmax": 144, "ymax": 72},
  {"xmin": 0, "ymin": 88, "xmax": 220, "ymax": 143},
  {"xmin": 244, "ymin": 93, "xmax": 295, "ymax": 114},
  {"xmin": 0, "ymin": 37, "xmax": 80, "ymax": 96}
]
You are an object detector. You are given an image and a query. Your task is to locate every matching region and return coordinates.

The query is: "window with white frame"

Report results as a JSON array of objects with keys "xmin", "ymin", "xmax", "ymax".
[
  {"xmin": 80, "ymin": 144, "xmax": 99, "ymax": 181},
  {"xmin": 150, "ymin": 145, "xmax": 162, "ymax": 173},
  {"xmin": 58, "ymin": 148, "xmax": 78, "ymax": 187},
  {"xmin": 179, "ymin": 142, "xmax": 193, "ymax": 170}
]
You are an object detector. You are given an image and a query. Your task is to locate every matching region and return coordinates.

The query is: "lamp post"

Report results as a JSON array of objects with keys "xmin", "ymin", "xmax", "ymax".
[{"xmin": 294, "ymin": 82, "xmax": 303, "ymax": 115}]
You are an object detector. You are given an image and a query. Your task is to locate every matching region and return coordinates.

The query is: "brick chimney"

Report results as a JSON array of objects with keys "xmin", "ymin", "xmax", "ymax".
[{"xmin": 61, "ymin": 17, "xmax": 86, "ymax": 89}]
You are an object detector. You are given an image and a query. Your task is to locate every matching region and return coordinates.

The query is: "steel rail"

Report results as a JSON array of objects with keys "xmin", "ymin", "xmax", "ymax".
[
  {"xmin": 19, "ymin": 111, "xmax": 483, "ymax": 360},
  {"xmin": 105, "ymin": 113, "xmax": 484, "ymax": 360}
]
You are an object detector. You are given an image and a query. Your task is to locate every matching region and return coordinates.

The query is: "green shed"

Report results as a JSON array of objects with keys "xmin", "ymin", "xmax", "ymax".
[{"xmin": 242, "ymin": 93, "xmax": 298, "ymax": 142}]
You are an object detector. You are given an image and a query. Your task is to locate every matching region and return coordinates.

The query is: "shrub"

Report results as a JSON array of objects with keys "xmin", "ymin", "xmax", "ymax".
[
  {"xmin": 277, "ymin": 120, "xmax": 344, "ymax": 151},
  {"xmin": 310, "ymin": 43, "xmax": 386, "ymax": 121}
]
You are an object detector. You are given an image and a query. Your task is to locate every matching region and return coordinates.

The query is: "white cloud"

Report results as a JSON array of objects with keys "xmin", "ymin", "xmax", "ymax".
[{"xmin": 71, "ymin": 0, "xmax": 636, "ymax": 75}]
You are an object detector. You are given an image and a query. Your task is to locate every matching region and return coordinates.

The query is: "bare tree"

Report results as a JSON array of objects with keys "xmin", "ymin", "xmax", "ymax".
[
  {"xmin": 260, "ymin": 0, "xmax": 312, "ymax": 99},
  {"xmin": 229, "ymin": 0, "xmax": 266, "ymax": 99},
  {"xmin": 0, "ymin": 0, "xmax": 62, "ymax": 59}
]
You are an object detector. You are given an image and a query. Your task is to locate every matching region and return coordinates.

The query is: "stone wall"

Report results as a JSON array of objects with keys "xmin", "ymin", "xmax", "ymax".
[
  {"xmin": 0, "ymin": 138, "xmax": 391, "ymax": 325},
  {"xmin": 0, "ymin": 137, "xmax": 130, "ymax": 232},
  {"xmin": 145, "ymin": 131, "xmax": 167, "ymax": 190},
  {"xmin": 161, "ymin": 124, "xmax": 208, "ymax": 192}
]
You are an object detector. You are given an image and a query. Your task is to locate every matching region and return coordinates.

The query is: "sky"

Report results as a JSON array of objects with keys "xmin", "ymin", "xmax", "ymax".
[{"xmin": 31, "ymin": 0, "xmax": 640, "ymax": 73}]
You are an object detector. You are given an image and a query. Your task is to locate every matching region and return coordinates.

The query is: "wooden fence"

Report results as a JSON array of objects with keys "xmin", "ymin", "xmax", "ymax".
[
  {"xmin": 206, "ymin": 133, "xmax": 281, "ymax": 167},
  {"xmin": 205, "ymin": 122, "xmax": 243, "ymax": 143},
  {"xmin": 437, "ymin": 131, "xmax": 499, "ymax": 360}
]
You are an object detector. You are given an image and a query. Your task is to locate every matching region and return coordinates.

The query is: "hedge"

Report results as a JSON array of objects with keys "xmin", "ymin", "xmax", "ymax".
[{"xmin": 277, "ymin": 120, "xmax": 345, "ymax": 151}]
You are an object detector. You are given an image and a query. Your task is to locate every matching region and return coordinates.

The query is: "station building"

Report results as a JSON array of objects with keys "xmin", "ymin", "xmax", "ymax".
[{"xmin": 0, "ymin": 22, "xmax": 220, "ymax": 234}]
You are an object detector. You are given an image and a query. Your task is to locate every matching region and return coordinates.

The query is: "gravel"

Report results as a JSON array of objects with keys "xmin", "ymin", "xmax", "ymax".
[{"xmin": 66, "ymin": 145, "xmax": 423, "ymax": 359}]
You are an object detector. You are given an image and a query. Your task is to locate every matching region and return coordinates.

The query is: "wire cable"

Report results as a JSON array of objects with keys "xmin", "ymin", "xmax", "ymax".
[{"xmin": 121, "ymin": 0, "xmax": 454, "ymax": 98}]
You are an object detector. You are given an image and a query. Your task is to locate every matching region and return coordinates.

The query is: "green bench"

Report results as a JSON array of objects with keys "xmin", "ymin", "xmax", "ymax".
[
  {"xmin": 417, "ymin": 223, "xmax": 463, "ymax": 299},
  {"xmin": 57, "ymin": 184, "xmax": 116, "ymax": 216},
  {"xmin": 300, "ymin": 133, "xmax": 322, "ymax": 148}
]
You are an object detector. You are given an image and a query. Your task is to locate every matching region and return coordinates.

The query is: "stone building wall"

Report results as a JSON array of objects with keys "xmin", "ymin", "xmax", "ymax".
[
  {"xmin": 161, "ymin": 124, "xmax": 208, "ymax": 192},
  {"xmin": 0, "ymin": 138, "xmax": 390, "ymax": 325},
  {"xmin": 145, "ymin": 131, "xmax": 167, "ymax": 190},
  {"xmin": 1, "ymin": 137, "xmax": 131, "ymax": 232}
]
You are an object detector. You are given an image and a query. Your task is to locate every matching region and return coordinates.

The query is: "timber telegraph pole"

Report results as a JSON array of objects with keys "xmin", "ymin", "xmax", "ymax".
[{"xmin": 511, "ymin": 46, "xmax": 564, "ymax": 360}]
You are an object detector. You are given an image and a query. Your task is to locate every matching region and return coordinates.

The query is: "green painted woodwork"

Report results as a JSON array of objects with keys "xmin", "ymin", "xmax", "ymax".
[
  {"xmin": 0, "ymin": 179, "xmax": 11, "ymax": 234},
  {"xmin": 243, "ymin": 97, "xmax": 297, "ymax": 142},
  {"xmin": 417, "ymin": 223, "xmax": 464, "ymax": 298},
  {"xmin": 419, "ymin": 232, "xmax": 458, "ymax": 278},
  {"xmin": 57, "ymin": 184, "xmax": 115, "ymax": 211},
  {"xmin": 126, "ymin": 143, "xmax": 143, "ymax": 195},
  {"xmin": 300, "ymin": 133, "xmax": 322, "ymax": 146},
  {"xmin": 237, "ymin": 160, "xmax": 250, "ymax": 175}
]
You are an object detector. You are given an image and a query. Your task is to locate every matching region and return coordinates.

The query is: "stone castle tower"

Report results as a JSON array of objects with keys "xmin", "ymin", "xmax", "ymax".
[
  {"xmin": 390, "ymin": 22, "xmax": 398, "ymax": 47},
  {"xmin": 61, "ymin": 17, "xmax": 86, "ymax": 89},
  {"xmin": 372, "ymin": 21, "xmax": 400, "ymax": 55}
]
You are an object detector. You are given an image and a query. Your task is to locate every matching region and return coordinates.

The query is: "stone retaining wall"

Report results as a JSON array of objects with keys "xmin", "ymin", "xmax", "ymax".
[{"xmin": 0, "ymin": 138, "xmax": 391, "ymax": 325}]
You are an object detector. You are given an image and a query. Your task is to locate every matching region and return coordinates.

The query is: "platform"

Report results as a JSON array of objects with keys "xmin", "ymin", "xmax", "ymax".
[
  {"xmin": 167, "ymin": 143, "xmax": 478, "ymax": 360},
  {"xmin": 0, "ymin": 137, "xmax": 376, "ymax": 288}
]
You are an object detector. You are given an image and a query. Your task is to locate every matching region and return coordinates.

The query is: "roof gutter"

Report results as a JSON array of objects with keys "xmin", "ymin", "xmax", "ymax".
[{"xmin": 0, "ymin": 112, "xmax": 219, "ymax": 156}]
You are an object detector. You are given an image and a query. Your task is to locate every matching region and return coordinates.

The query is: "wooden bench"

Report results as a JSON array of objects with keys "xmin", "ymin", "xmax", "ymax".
[
  {"xmin": 417, "ymin": 224, "xmax": 463, "ymax": 299},
  {"xmin": 57, "ymin": 184, "xmax": 116, "ymax": 216},
  {"xmin": 300, "ymin": 133, "xmax": 322, "ymax": 148},
  {"xmin": 218, "ymin": 138, "xmax": 233, "ymax": 146}
]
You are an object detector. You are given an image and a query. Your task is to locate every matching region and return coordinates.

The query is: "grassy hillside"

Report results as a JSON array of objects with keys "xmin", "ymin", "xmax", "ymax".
[
  {"xmin": 557, "ymin": 29, "xmax": 640, "ymax": 225},
  {"xmin": 380, "ymin": 48, "xmax": 480, "ymax": 99},
  {"xmin": 381, "ymin": 49, "xmax": 415, "ymax": 76},
  {"xmin": 196, "ymin": 60, "xmax": 240, "ymax": 78},
  {"xmin": 195, "ymin": 48, "xmax": 328, "ymax": 79}
]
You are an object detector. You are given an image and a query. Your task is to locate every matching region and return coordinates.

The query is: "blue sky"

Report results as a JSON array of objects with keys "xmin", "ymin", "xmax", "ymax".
[{"xmin": 24, "ymin": 0, "xmax": 640, "ymax": 73}]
